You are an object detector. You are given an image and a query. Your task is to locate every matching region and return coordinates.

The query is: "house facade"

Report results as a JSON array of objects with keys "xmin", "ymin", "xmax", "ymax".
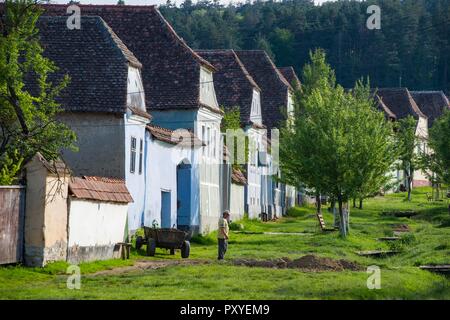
[
  {"xmin": 43, "ymin": 5, "xmax": 224, "ymax": 234},
  {"xmin": 144, "ymin": 125, "xmax": 203, "ymax": 234},
  {"xmin": 410, "ymin": 91, "xmax": 450, "ymax": 128},
  {"xmin": 36, "ymin": 16, "xmax": 150, "ymax": 233},
  {"xmin": 376, "ymin": 88, "xmax": 430, "ymax": 187},
  {"xmin": 196, "ymin": 49, "xmax": 271, "ymax": 219},
  {"xmin": 235, "ymin": 51, "xmax": 296, "ymax": 216}
]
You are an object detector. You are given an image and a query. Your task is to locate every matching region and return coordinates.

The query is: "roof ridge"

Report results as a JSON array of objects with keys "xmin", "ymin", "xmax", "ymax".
[
  {"xmin": 152, "ymin": 8, "xmax": 216, "ymax": 71},
  {"xmin": 196, "ymin": 49, "xmax": 261, "ymax": 91},
  {"xmin": 42, "ymin": 4, "xmax": 215, "ymax": 72},
  {"xmin": 98, "ymin": 17, "xmax": 142, "ymax": 69},
  {"xmin": 406, "ymin": 89, "xmax": 427, "ymax": 119},
  {"xmin": 236, "ymin": 50, "xmax": 292, "ymax": 90}
]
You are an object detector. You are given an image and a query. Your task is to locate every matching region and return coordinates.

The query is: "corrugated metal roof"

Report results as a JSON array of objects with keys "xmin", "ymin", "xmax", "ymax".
[{"xmin": 69, "ymin": 177, "xmax": 133, "ymax": 204}]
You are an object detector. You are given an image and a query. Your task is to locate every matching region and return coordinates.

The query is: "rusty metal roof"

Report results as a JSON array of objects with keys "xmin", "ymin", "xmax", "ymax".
[{"xmin": 69, "ymin": 177, "xmax": 133, "ymax": 204}]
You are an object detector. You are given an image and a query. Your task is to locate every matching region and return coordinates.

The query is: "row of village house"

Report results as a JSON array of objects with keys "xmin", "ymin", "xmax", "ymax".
[{"xmin": 0, "ymin": 4, "xmax": 449, "ymax": 267}]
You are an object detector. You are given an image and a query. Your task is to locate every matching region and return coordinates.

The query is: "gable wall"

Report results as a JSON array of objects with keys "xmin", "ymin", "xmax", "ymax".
[{"xmin": 57, "ymin": 113, "xmax": 126, "ymax": 179}]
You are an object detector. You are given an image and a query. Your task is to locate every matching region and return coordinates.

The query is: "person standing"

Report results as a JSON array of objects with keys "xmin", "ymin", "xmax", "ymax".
[{"xmin": 218, "ymin": 211, "xmax": 230, "ymax": 260}]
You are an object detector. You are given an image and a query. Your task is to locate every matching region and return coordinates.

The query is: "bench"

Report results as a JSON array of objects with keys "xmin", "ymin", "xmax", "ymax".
[
  {"xmin": 114, "ymin": 242, "xmax": 132, "ymax": 260},
  {"xmin": 317, "ymin": 212, "xmax": 338, "ymax": 232}
]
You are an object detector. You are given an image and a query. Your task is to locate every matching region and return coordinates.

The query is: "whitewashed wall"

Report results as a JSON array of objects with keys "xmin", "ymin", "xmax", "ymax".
[
  {"xmin": 413, "ymin": 116, "xmax": 430, "ymax": 186},
  {"xmin": 197, "ymin": 107, "xmax": 222, "ymax": 234},
  {"xmin": 125, "ymin": 66, "xmax": 150, "ymax": 232},
  {"xmin": 144, "ymin": 135, "xmax": 197, "ymax": 229},
  {"xmin": 199, "ymin": 67, "xmax": 219, "ymax": 109},
  {"xmin": 250, "ymin": 89, "xmax": 262, "ymax": 125},
  {"xmin": 230, "ymin": 183, "xmax": 245, "ymax": 221},
  {"xmin": 67, "ymin": 199, "xmax": 128, "ymax": 263},
  {"xmin": 246, "ymin": 127, "xmax": 265, "ymax": 219}
]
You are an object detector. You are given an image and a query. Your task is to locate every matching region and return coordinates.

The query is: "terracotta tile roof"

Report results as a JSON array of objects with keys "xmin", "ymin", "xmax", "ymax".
[
  {"xmin": 196, "ymin": 49, "xmax": 261, "ymax": 126},
  {"xmin": 33, "ymin": 152, "xmax": 70, "ymax": 175},
  {"xmin": 231, "ymin": 167, "xmax": 247, "ymax": 185},
  {"xmin": 279, "ymin": 66, "xmax": 301, "ymax": 90},
  {"xmin": 410, "ymin": 91, "xmax": 450, "ymax": 127},
  {"xmin": 373, "ymin": 94, "xmax": 397, "ymax": 120},
  {"xmin": 146, "ymin": 124, "xmax": 204, "ymax": 147},
  {"xmin": 235, "ymin": 50, "xmax": 292, "ymax": 130},
  {"xmin": 375, "ymin": 88, "xmax": 427, "ymax": 120},
  {"xmin": 41, "ymin": 4, "xmax": 221, "ymax": 114},
  {"xmin": 129, "ymin": 107, "xmax": 152, "ymax": 120},
  {"xmin": 31, "ymin": 16, "xmax": 140, "ymax": 114},
  {"xmin": 69, "ymin": 176, "xmax": 133, "ymax": 204}
]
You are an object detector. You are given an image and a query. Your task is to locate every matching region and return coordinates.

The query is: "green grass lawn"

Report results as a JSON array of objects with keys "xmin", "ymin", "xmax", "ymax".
[{"xmin": 0, "ymin": 187, "xmax": 449, "ymax": 299}]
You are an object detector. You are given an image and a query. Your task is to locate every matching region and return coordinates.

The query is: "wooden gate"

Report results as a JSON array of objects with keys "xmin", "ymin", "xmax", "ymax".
[{"xmin": 0, "ymin": 186, "xmax": 25, "ymax": 264}]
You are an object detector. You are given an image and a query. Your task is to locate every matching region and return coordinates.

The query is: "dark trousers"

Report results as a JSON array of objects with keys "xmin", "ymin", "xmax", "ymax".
[{"xmin": 218, "ymin": 238, "xmax": 228, "ymax": 260}]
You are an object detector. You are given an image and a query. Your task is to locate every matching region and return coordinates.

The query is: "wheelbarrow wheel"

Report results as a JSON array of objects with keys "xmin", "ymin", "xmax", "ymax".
[
  {"xmin": 181, "ymin": 240, "xmax": 190, "ymax": 259},
  {"xmin": 147, "ymin": 238, "xmax": 156, "ymax": 256},
  {"xmin": 135, "ymin": 236, "xmax": 144, "ymax": 251}
]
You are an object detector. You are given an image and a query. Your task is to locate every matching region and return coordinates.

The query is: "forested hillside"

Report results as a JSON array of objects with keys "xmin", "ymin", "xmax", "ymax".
[{"xmin": 160, "ymin": 0, "xmax": 450, "ymax": 93}]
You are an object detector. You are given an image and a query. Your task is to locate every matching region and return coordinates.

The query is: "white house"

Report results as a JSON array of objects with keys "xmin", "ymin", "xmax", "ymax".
[
  {"xmin": 376, "ymin": 88, "xmax": 430, "ymax": 188},
  {"xmin": 46, "ymin": 5, "xmax": 225, "ymax": 234},
  {"xmin": 67, "ymin": 177, "xmax": 132, "ymax": 263},
  {"xmin": 144, "ymin": 125, "xmax": 203, "ymax": 235},
  {"xmin": 196, "ymin": 49, "xmax": 269, "ymax": 219},
  {"xmin": 36, "ymin": 16, "xmax": 150, "ymax": 234}
]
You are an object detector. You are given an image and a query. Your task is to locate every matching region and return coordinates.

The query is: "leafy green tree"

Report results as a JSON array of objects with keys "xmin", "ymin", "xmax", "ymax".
[
  {"xmin": 280, "ymin": 50, "xmax": 396, "ymax": 237},
  {"xmin": 0, "ymin": 0, "xmax": 76, "ymax": 184},
  {"xmin": 420, "ymin": 110, "xmax": 450, "ymax": 210},
  {"xmin": 161, "ymin": 0, "xmax": 450, "ymax": 94},
  {"xmin": 396, "ymin": 116, "xmax": 418, "ymax": 201},
  {"xmin": 221, "ymin": 107, "xmax": 248, "ymax": 171}
]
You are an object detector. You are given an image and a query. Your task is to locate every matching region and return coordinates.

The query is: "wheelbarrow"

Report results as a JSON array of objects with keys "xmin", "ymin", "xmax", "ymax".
[{"xmin": 135, "ymin": 227, "xmax": 190, "ymax": 258}]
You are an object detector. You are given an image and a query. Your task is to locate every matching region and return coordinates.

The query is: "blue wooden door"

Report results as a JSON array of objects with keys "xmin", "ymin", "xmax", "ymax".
[
  {"xmin": 177, "ymin": 163, "xmax": 191, "ymax": 229},
  {"xmin": 160, "ymin": 191, "xmax": 171, "ymax": 228}
]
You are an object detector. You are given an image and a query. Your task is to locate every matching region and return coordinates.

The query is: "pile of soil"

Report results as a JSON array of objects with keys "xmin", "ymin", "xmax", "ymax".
[
  {"xmin": 392, "ymin": 224, "xmax": 410, "ymax": 232},
  {"xmin": 233, "ymin": 254, "xmax": 362, "ymax": 272}
]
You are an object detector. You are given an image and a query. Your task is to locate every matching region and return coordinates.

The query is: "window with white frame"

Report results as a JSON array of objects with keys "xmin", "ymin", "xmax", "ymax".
[
  {"xmin": 207, "ymin": 127, "xmax": 211, "ymax": 157},
  {"xmin": 138, "ymin": 138, "xmax": 143, "ymax": 175},
  {"xmin": 202, "ymin": 125, "xmax": 206, "ymax": 156},
  {"xmin": 130, "ymin": 137, "xmax": 137, "ymax": 173}
]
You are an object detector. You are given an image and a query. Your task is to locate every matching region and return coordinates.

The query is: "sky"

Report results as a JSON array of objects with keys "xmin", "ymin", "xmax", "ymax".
[{"xmin": 49, "ymin": 0, "xmax": 332, "ymax": 6}]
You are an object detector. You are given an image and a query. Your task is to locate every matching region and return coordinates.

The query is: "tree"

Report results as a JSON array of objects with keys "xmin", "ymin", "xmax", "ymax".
[
  {"xmin": 0, "ymin": 0, "xmax": 76, "ymax": 184},
  {"xmin": 351, "ymin": 83, "xmax": 399, "ymax": 209},
  {"xmin": 420, "ymin": 110, "xmax": 450, "ymax": 211},
  {"xmin": 280, "ymin": 50, "xmax": 397, "ymax": 237},
  {"xmin": 221, "ymin": 106, "xmax": 249, "ymax": 171},
  {"xmin": 161, "ymin": 0, "xmax": 450, "ymax": 94},
  {"xmin": 396, "ymin": 116, "xmax": 418, "ymax": 201}
]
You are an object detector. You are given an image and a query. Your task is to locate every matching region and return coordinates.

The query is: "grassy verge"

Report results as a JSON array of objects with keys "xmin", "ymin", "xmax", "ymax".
[{"xmin": 0, "ymin": 187, "xmax": 448, "ymax": 299}]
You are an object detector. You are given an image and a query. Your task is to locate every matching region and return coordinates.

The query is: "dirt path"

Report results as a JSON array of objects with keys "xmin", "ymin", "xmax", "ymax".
[{"xmin": 90, "ymin": 259, "xmax": 210, "ymax": 277}]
